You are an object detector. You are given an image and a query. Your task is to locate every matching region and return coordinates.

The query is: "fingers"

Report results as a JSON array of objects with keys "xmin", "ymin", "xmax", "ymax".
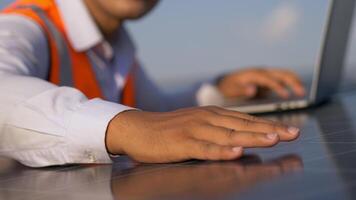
[
  {"xmin": 224, "ymin": 84, "xmax": 257, "ymax": 98},
  {"xmin": 250, "ymin": 73, "xmax": 290, "ymax": 98},
  {"xmin": 191, "ymin": 125, "xmax": 279, "ymax": 147},
  {"xmin": 186, "ymin": 139, "xmax": 243, "ymax": 161},
  {"xmin": 210, "ymin": 115, "xmax": 300, "ymax": 141},
  {"xmin": 267, "ymin": 69, "xmax": 305, "ymax": 97},
  {"xmin": 205, "ymin": 106, "xmax": 274, "ymax": 124},
  {"xmin": 197, "ymin": 106, "xmax": 300, "ymax": 141},
  {"xmin": 239, "ymin": 84, "xmax": 257, "ymax": 98}
]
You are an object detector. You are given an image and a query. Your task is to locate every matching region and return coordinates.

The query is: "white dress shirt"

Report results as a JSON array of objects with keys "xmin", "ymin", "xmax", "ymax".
[{"xmin": 0, "ymin": 0, "xmax": 225, "ymax": 167}]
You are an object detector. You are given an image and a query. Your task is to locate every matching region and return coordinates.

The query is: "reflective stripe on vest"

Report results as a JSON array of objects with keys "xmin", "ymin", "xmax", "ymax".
[{"xmin": 16, "ymin": 5, "xmax": 74, "ymax": 87}]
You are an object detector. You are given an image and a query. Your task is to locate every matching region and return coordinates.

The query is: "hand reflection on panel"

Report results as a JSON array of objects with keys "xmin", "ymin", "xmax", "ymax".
[{"xmin": 110, "ymin": 155, "xmax": 303, "ymax": 200}]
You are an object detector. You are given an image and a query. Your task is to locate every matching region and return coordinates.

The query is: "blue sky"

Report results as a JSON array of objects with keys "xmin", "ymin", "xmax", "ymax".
[
  {"xmin": 126, "ymin": 0, "xmax": 331, "ymax": 84},
  {"xmin": 0, "ymin": 0, "xmax": 354, "ymax": 88}
]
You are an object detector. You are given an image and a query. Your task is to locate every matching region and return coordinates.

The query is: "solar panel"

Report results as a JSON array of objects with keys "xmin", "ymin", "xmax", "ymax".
[{"xmin": 1, "ymin": 93, "xmax": 356, "ymax": 200}]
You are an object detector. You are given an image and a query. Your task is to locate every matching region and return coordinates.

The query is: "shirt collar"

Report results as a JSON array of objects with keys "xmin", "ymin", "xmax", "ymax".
[
  {"xmin": 55, "ymin": 0, "xmax": 136, "ymax": 62},
  {"xmin": 56, "ymin": 0, "xmax": 103, "ymax": 52}
]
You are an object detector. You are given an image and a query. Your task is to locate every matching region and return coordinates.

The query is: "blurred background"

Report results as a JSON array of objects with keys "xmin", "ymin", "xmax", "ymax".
[{"xmin": 1, "ymin": 0, "xmax": 355, "ymax": 91}]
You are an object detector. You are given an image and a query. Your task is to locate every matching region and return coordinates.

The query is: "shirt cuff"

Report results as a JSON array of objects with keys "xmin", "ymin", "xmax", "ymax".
[
  {"xmin": 196, "ymin": 83, "xmax": 226, "ymax": 106},
  {"xmin": 66, "ymin": 98, "xmax": 135, "ymax": 164}
]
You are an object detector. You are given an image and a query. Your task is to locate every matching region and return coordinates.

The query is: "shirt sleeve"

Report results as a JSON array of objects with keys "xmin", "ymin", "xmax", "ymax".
[{"xmin": 0, "ymin": 15, "xmax": 133, "ymax": 167}]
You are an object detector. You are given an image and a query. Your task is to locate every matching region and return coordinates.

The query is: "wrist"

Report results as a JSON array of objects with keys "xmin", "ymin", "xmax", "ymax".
[
  {"xmin": 105, "ymin": 114, "xmax": 124, "ymax": 155},
  {"xmin": 105, "ymin": 110, "xmax": 139, "ymax": 155}
]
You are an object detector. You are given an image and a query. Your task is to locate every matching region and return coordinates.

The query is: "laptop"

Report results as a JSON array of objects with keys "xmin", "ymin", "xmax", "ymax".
[{"xmin": 226, "ymin": 0, "xmax": 356, "ymax": 114}]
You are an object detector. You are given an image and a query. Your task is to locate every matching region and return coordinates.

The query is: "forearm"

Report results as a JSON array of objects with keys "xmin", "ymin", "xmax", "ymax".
[{"xmin": 0, "ymin": 74, "xmax": 135, "ymax": 167}]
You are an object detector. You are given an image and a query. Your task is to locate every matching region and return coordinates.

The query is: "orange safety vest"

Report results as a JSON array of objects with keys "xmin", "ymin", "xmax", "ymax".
[{"xmin": 2, "ymin": 0, "xmax": 136, "ymax": 107}]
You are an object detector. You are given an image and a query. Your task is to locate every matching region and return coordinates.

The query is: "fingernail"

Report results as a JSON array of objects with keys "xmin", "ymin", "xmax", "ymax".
[
  {"xmin": 232, "ymin": 147, "xmax": 243, "ymax": 153},
  {"xmin": 288, "ymin": 126, "xmax": 300, "ymax": 135},
  {"xmin": 266, "ymin": 133, "xmax": 278, "ymax": 140}
]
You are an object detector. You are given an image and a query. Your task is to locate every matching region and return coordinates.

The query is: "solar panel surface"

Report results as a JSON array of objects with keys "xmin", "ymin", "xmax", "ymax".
[{"xmin": 1, "ymin": 92, "xmax": 356, "ymax": 200}]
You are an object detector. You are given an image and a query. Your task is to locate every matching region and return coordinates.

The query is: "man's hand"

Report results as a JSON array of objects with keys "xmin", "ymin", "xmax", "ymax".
[
  {"xmin": 217, "ymin": 68, "xmax": 306, "ymax": 99},
  {"xmin": 106, "ymin": 106, "xmax": 300, "ymax": 163}
]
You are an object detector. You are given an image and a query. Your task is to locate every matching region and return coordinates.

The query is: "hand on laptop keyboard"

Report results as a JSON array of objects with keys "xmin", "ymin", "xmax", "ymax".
[{"xmin": 217, "ymin": 68, "xmax": 306, "ymax": 99}]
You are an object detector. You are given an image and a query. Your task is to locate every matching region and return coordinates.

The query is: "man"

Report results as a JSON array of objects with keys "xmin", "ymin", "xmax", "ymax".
[{"xmin": 0, "ymin": 0, "xmax": 304, "ymax": 167}]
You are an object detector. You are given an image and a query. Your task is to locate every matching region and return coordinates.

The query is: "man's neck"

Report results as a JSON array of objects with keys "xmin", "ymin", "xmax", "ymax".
[{"xmin": 83, "ymin": 0, "xmax": 121, "ymax": 39}]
